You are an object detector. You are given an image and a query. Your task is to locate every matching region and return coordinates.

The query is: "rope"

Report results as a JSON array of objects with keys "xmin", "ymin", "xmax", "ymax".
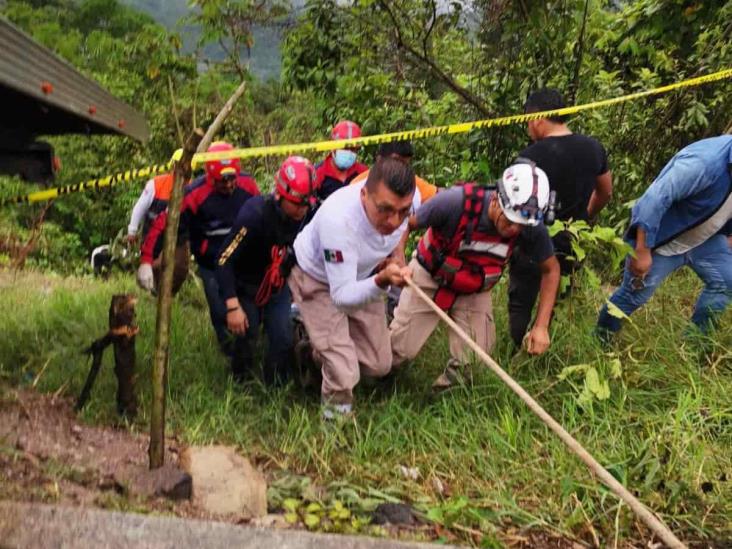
[
  {"xmin": 404, "ymin": 276, "xmax": 687, "ymax": 548},
  {"xmin": 254, "ymin": 245, "xmax": 286, "ymax": 307}
]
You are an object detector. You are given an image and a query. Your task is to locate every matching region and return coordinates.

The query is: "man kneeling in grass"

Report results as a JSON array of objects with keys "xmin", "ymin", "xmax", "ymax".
[
  {"xmin": 289, "ymin": 157, "xmax": 418, "ymax": 419},
  {"xmin": 390, "ymin": 160, "xmax": 560, "ymax": 389}
]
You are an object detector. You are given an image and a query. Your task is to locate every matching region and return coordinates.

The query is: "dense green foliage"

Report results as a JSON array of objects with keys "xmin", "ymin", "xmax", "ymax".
[
  {"xmin": 0, "ymin": 0, "xmax": 731, "ymax": 545},
  {"xmin": 1, "ymin": 0, "xmax": 731, "ymax": 272}
]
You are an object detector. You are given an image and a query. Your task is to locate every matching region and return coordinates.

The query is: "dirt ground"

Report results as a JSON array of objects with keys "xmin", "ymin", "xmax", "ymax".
[
  {"xmin": 0, "ymin": 386, "xmax": 597, "ymax": 548},
  {"xmin": 0, "ymin": 387, "xmax": 209, "ymax": 518}
]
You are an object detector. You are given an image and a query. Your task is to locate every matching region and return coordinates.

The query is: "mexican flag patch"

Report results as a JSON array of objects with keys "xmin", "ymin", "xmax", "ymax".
[{"xmin": 324, "ymin": 249, "xmax": 344, "ymax": 263}]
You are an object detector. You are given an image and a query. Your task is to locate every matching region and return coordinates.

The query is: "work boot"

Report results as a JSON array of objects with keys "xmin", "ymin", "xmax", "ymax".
[
  {"xmin": 431, "ymin": 358, "xmax": 472, "ymax": 392},
  {"xmin": 293, "ymin": 318, "xmax": 321, "ymax": 390}
]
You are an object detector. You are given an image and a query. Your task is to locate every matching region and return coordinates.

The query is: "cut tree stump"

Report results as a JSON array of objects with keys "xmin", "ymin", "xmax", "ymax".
[{"xmin": 76, "ymin": 294, "xmax": 139, "ymax": 418}]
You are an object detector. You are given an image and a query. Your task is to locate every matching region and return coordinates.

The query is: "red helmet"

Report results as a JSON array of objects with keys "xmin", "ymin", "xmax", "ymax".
[
  {"xmin": 275, "ymin": 156, "xmax": 316, "ymax": 205},
  {"xmin": 205, "ymin": 141, "xmax": 240, "ymax": 181},
  {"xmin": 331, "ymin": 120, "xmax": 361, "ymax": 141}
]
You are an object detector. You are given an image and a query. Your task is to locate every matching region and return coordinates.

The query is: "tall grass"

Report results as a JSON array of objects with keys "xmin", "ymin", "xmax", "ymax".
[{"xmin": 0, "ymin": 268, "xmax": 729, "ymax": 545}]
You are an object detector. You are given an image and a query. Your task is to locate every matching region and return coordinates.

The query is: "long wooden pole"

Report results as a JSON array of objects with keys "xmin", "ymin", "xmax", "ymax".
[
  {"xmin": 404, "ymin": 277, "xmax": 686, "ymax": 549},
  {"xmin": 149, "ymin": 130, "xmax": 202, "ymax": 469}
]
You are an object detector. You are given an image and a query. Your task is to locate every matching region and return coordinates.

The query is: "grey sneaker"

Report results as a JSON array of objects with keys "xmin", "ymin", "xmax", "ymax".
[
  {"xmin": 432, "ymin": 358, "xmax": 472, "ymax": 392},
  {"xmin": 321, "ymin": 402, "xmax": 353, "ymax": 421}
]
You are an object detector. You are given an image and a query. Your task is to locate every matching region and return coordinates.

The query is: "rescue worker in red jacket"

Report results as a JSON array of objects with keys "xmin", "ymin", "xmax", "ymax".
[
  {"xmin": 126, "ymin": 172, "xmax": 175, "ymax": 243},
  {"xmin": 314, "ymin": 120, "xmax": 368, "ymax": 203},
  {"xmin": 217, "ymin": 156, "xmax": 316, "ymax": 385},
  {"xmin": 390, "ymin": 159, "xmax": 560, "ymax": 389},
  {"xmin": 137, "ymin": 141, "xmax": 259, "ymax": 353}
]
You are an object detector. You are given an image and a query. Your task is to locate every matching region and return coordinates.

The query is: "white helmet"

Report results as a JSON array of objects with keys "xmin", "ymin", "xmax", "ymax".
[{"xmin": 497, "ymin": 159, "xmax": 551, "ymax": 226}]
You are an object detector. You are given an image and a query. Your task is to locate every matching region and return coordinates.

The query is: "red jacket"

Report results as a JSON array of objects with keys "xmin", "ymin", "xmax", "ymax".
[
  {"xmin": 314, "ymin": 154, "xmax": 367, "ymax": 202},
  {"xmin": 141, "ymin": 173, "xmax": 259, "ymax": 269}
]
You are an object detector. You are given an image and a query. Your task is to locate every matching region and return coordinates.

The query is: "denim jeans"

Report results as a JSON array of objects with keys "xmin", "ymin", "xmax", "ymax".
[
  {"xmin": 197, "ymin": 265, "xmax": 231, "ymax": 353},
  {"xmin": 232, "ymin": 284, "xmax": 294, "ymax": 385},
  {"xmin": 597, "ymin": 234, "xmax": 732, "ymax": 335}
]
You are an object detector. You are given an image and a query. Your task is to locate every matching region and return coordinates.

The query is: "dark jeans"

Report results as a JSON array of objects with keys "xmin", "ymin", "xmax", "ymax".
[
  {"xmin": 232, "ymin": 283, "xmax": 294, "ymax": 385},
  {"xmin": 597, "ymin": 234, "xmax": 732, "ymax": 336},
  {"xmin": 508, "ymin": 232, "xmax": 575, "ymax": 347},
  {"xmin": 197, "ymin": 265, "xmax": 231, "ymax": 353}
]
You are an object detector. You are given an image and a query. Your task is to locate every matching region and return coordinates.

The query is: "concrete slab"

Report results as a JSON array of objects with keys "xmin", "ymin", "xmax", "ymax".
[{"xmin": 0, "ymin": 501, "xmax": 456, "ymax": 549}]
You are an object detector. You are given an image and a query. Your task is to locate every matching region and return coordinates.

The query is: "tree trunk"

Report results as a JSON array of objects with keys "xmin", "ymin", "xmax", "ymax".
[{"xmin": 148, "ymin": 131, "xmax": 202, "ymax": 470}]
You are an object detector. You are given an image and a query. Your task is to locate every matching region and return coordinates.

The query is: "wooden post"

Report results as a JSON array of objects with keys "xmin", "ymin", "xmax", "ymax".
[
  {"xmin": 76, "ymin": 294, "xmax": 139, "ymax": 416},
  {"xmin": 149, "ymin": 130, "xmax": 202, "ymax": 469}
]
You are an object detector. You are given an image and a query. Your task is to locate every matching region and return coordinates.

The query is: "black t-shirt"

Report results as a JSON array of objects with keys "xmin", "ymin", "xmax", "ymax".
[{"xmin": 519, "ymin": 134, "xmax": 609, "ymax": 222}]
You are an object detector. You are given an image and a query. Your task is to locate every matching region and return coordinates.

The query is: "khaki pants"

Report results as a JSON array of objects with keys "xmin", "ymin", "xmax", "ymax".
[
  {"xmin": 390, "ymin": 259, "xmax": 495, "ymax": 366},
  {"xmin": 288, "ymin": 266, "xmax": 392, "ymax": 405}
]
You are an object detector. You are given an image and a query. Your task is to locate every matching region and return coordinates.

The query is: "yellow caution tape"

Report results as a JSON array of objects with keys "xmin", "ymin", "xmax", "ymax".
[
  {"xmin": 1, "ymin": 163, "xmax": 172, "ymax": 206},
  {"xmin": 2, "ymin": 67, "xmax": 731, "ymax": 207}
]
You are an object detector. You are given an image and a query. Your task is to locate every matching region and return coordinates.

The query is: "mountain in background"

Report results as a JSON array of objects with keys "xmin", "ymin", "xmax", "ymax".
[{"xmin": 120, "ymin": 0, "xmax": 302, "ymax": 80}]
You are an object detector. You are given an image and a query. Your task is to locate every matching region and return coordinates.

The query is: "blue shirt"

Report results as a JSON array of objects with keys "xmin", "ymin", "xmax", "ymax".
[{"xmin": 627, "ymin": 135, "xmax": 732, "ymax": 249}]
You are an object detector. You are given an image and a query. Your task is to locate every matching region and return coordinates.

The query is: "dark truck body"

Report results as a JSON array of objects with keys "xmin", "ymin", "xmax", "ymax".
[{"xmin": 0, "ymin": 18, "xmax": 149, "ymax": 183}]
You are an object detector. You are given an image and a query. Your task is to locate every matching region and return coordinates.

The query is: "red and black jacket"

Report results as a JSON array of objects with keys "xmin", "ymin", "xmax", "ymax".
[
  {"xmin": 314, "ymin": 154, "xmax": 367, "ymax": 203},
  {"xmin": 416, "ymin": 184, "xmax": 517, "ymax": 311},
  {"xmin": 141, "ymin": 173, "xmax": 259, "ymax": 270}
]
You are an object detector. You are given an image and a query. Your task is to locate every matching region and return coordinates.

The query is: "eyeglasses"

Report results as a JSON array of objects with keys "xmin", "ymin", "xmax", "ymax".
[
  {"xmin": 219, "ymin": 173, "xmax": 237, "ymax": 182},
  {"xmin": 368, "ymin": 192, "xmax": 412, "ymax": 220}
]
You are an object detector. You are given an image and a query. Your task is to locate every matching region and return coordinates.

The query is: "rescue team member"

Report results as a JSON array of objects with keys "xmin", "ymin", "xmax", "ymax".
[
  {"xmin": 390, "ymin": 161, "xmax": 560, "ymax": 390},
  {"xmin": 350, "ymin": 140, "xmax": 438, "ymax": 316},
  {"xmin": 137, "ymin": 141, "xmax": 259, "ymax": 353},
  {"xmin": 126, "ymin": 158, "xmax": 192, "ymax": 294},
  {"xmin": 314, "ymin": 120, "xmax": 368, "ymax": 203},
  {"xmin": 126, "ymin": 149, "xmax": 197, "ymax": 243},
  {"xmin": 126, "ymin": 172, "xmax": 175, "ymax": 244},
  {"xmin": 509, "ymin": 88, "xmax": 612, "ymax": 347},
  {"xmin": 597, "ymin": 135, "xmax": 732, "ymax": 338},
  {"xmin": 217, "ymin": 157, "xmax": 316, "ymax": 385},
  {"xmin": 289, "ymin": 157, "xmax": 419, "ymax": 419},
  {"xmin": 350, "ymin": 140, "xmax": 439, "ymax": 204}
]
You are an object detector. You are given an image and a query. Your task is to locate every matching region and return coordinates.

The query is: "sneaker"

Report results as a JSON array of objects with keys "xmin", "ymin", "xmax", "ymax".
[
  {"xmin": 431, "ymin": 358, "xmax": 472, "ymax": 392},
  {"xmin": 321, "ymin": 402, "xmax": 353, "ymax": 421}
]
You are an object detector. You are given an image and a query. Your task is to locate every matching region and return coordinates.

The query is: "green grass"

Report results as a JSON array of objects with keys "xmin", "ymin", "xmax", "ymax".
[{"xmin": 0, "ymin": 268, "xmax": 730, "ymax": 546}]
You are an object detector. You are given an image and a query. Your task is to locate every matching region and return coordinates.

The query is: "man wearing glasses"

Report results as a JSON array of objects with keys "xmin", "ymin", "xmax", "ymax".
[
  {"xmin": 597, "ymin": 135, "xmax": 732, "ymax": 339},
  {"xmin": 390, "ymin": 161, "xmax": 560, "ymax": 390},
  {"xmin": 289, "ymin": 157, "xmax": 418, "ymax": 419}
]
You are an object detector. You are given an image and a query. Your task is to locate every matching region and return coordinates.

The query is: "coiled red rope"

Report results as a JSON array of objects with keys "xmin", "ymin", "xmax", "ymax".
[{"xmin": 255, "ymin": 245, "xmax": 286, "ymax": 306}]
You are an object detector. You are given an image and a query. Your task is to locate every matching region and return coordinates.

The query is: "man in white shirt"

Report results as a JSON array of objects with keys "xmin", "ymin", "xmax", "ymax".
[{"xmin": 290, "ymin": 157, "xmax": 419, "ymax": 418}]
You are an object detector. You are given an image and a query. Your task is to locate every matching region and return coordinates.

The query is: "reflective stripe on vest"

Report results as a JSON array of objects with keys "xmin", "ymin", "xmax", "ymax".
[
  {"xmin": 416, "ymin": 183, "xmax": 516, "ymax": 310},
  {"xmin": 204, "ymin": 228, "xmax": 232, "ymax": 237}
]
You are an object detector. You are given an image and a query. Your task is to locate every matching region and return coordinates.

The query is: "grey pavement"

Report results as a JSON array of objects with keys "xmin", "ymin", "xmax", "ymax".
[{"xmin": 0, "ymin": 501, "xmax": 457, "ymax": 549}]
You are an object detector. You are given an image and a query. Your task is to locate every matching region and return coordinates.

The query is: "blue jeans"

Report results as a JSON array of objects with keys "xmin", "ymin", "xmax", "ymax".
[
  {"xmin": 197, "ymin": 265, "xmax": 231, "ymax": 353},
  {"xmin": 232, "ymin": 284, "xmax": 294, "ymax": 385},
  {"xmin": 597, "ymin": 234, "xmax": 732, "ymax": 335}
]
